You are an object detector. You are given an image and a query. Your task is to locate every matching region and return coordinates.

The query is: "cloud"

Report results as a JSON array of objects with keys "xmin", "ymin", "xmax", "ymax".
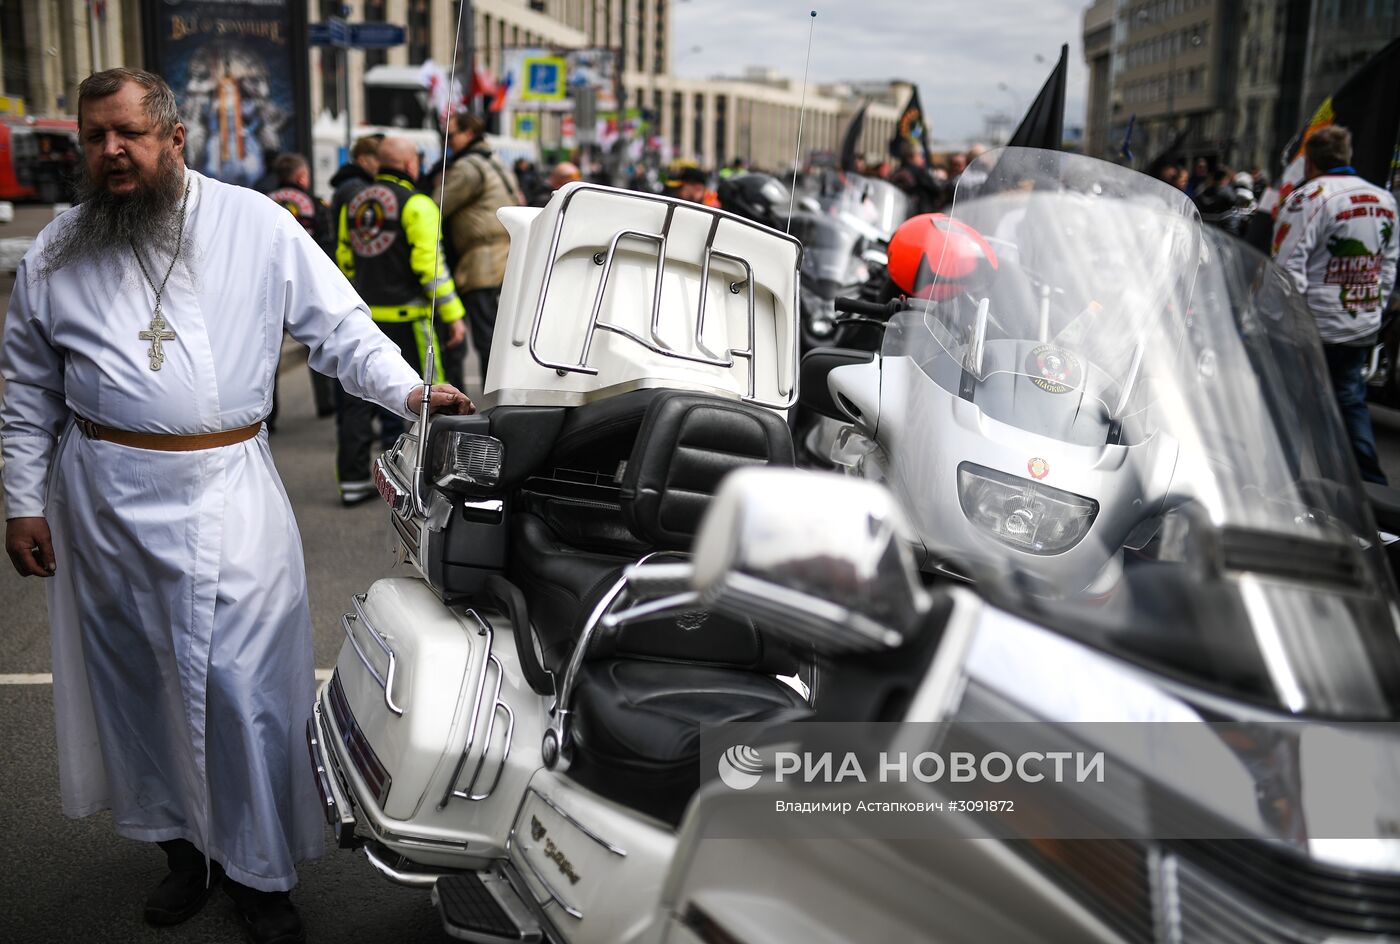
[{"xmin": 671, "ymin": 0, "xmax": 1088, "ymax": 144}]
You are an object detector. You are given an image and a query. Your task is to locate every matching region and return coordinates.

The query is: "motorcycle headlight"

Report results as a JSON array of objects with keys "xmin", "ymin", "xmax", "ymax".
[{"xmin": 956, "ymin": 462, "xmax": 1097, "ymax": 555}]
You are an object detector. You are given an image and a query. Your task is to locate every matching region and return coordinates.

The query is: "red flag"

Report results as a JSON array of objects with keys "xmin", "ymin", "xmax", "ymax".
[
  {"xmin": 470, "ymin": 68, "xmax": 496, "ymax": 100},
  {"xmin": 489, "ymin": 73, "xmax": 512, "ymax": 114}
]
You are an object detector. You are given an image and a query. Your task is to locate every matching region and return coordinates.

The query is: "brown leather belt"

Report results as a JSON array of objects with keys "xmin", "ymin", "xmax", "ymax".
[{"xmin": 75, "ymin": 417, "xmax": 263, "ymax": 451}]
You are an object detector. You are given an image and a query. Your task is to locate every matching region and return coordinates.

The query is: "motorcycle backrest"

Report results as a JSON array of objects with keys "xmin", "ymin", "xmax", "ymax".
[
  {"xmin": 482, "ymin": 182, "xmax": 801, "ymax": 412},
  {"xmin": 619, "ymin": 390, "xmax": 795, "ymax": 550}
]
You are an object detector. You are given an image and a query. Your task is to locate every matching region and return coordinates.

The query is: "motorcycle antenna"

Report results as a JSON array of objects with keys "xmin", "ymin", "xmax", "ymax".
[
  {"xmin": 785, "ymin": 10, "xmax": 817, "ymax": 234},
  {"xmin": 410, "ymin": 0, "xmax": 470, "ymax": 517}
]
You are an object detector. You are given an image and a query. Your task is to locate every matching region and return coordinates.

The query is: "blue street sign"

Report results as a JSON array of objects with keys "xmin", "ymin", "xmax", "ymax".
[
  {"xmin": 309, "ymin": 17, "xmax": 350, "ymax": 46},
  {"xmin": 349, "ymin": 23, "xmax": 405, "ymax": 49}
]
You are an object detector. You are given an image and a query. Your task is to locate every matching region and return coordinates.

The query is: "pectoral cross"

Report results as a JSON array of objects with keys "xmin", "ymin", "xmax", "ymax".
[{"xmin": 138, "ymin": 309, "xmax": 177, "ymax": 371}]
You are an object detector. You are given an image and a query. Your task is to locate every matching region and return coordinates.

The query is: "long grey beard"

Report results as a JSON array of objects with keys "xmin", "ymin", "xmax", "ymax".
[{"xmin": 38, "ymin": 151, "xmax": 187, "ymax": 280}]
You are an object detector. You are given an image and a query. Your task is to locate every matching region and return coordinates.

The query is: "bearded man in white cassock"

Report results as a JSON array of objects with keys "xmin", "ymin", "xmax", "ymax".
[{"xmin": 0, "ymin": 69, "xmax": 471, "ymax": 944}]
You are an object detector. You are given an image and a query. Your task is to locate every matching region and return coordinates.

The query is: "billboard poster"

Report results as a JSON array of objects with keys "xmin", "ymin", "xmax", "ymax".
[{"xmin": 143, "ymin": 0, "xmax": 311, "ymax": 189}]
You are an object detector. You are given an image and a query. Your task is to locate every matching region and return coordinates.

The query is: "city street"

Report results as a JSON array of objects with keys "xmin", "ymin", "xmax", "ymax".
[
  {"xmin": 4, "ymin": 206, "xmax": 1400, "ymax": 940},
  {"xmin": 0, "ymin": 0, "xmax": 1395, "ymax": 938},
  {"xmin": 0, "ymin": 215, "xmax": 479, "ymax": 940}
]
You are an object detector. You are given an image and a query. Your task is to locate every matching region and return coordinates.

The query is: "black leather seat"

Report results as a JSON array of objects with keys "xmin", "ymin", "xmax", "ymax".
[
  {"xmin": 508, "ymin": 389, "xmax": 798, "ymax": 673},
  {"xmin": 568, "ymin": 661, "xmax": 809, "ymax": 825},
  {"xmin": 509, "ymin": 514, "xmax": 633, "ymax": 676},
  {"xmin": 531, "ymin": 390, "xmax": 812, "ymax": 825}
]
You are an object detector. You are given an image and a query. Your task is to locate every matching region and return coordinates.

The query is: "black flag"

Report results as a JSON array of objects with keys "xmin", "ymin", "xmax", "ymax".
[
  {"xmin": 840, "ymin": 101, "xmax": 869, "ymax": 172},
  {"xmin": 1275, "ymin": 37, "xmax": 1400, "ymax": 206},
  {"xmin": 889, "ymin": 87, "xmax": 933, "ymax": 165},
  {"xmin": 1008, "ymin": 44, "xmax": 1068, "ymax": 150}
]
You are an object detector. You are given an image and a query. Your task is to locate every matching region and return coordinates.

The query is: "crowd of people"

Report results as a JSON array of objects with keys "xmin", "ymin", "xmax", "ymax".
[
  {"xmin": 1150, "ymin": 155, "xmax": 1270, "ymax": 245},
  {"xmin": 259, "ymin": 121, "xmax": 1397, "ymax": 496}
]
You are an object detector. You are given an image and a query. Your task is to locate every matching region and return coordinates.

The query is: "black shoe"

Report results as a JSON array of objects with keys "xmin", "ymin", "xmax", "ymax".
[
  {"xmin": 144, "ymin": 839, "xmax": 223, "ymax": 927},
  {"xmin": 223, "ymin": 881, "xmax": 306, "ymax": 944},
  {"xmin": 339, "ymin": 480, "xmax": 378, "ymax": 507}
]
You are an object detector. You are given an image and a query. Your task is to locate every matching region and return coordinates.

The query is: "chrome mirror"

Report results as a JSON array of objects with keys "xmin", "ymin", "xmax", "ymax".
[{"xmin": 691, "ymin": 468, "xmax": 928, "ymax": 653}]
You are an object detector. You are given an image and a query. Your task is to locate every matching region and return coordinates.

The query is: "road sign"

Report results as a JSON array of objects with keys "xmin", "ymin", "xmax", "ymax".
[
  {"xmin": 520, "ymin": 56, "xmax": 567, "ymax": 102},
  {"xmin": 349, "ymin": 22, "xmax": 404, "ymax": 49},
  {"xmin": 308, "ymin": 17, "xmax": 350, "ymax": 47}
]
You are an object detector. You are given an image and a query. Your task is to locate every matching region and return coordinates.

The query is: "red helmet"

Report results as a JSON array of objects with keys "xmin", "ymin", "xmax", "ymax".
[{"xmin": 887, "ymin": 213, "xmax": 999, "ymax": 300}]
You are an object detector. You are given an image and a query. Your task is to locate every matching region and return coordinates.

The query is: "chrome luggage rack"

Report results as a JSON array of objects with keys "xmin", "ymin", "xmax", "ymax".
[{"xmin": 524, "ymin": 184, "xmax": 801, "ymax": 410}]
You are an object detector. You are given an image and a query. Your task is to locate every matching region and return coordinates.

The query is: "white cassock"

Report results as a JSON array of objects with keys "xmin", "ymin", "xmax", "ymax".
[{"xmin": 0, "ymin": 168, "xmax": 423, "ymax": 891}]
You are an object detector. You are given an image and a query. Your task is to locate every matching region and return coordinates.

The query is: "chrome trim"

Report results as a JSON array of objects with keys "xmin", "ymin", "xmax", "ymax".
[
  {"xmin": 340, "ymin": 614, "xmax": 403, "ymax": 717},
  {"xmin": 548, "ymin": 560, "xmax": 701, "ymax": 766},
  {"xmin": 453, "ymin": 656, "xmax": 516, "ymax": 802},
  {"xmin": 373, "ymin": 452, "xmax": 412, "ymax": 519},
  {"xmin": 615, "ymin": 558, "xmax": 693, "ymax": 595},
  {"xmin": 494, "ymin": 861, "xmax": 557, "ymax": 943},
  {"xmin": 439, "ymin": 609, "xmax": 494, "ymax": 810},
  {"xmin": 515, "ymin": 839, "xmax": 584, "ymax": 919},
  {"xmin": 476, "ymin": 377, "xmax": 754, "ymax": 411},
  {"xmin": 600, "ymin": 590, "xmax": 703, "ymax": 628},
  {"xmin": 526, "ymin": 786, "xmax": 627, "ymax": 857},
  {"xmin": 308, "ymin": 704, "xmax": 358, "ymax": 847},
  {"xmin": 317, "ymin": 686, "xmax": 475, "ymax": 851},
  {"xmin": 363, "ymin": 841, "xmax": 451, "ymax": 888},
  {"xmin": 524, "ymin": 183, "xmax": 799, "ymax": 410},
  {"xmin": 468, "ymin": 700, "xmax": 514, "ymax": 801},
  {"xmin": 546, "ymin": 575, "xmax": 630, "ymax": 764},
  {"xmin": 693, "ymin": 215, "xmax": 724, "ymax": 360},
  {"xmin": 348, "ymin": 593, "xmax": 404, "ymax": 716}
]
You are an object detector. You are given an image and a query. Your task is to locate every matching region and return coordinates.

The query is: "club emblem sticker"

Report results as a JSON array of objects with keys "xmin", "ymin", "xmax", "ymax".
[
  {"xmin": 717, "ymin": 745, "xmax": 764, "ymax": 790},
  {"xmin": 1028, "ymin": 457, "xmax": 1050, "ymax": 480},
  {"xmin": 1025, "ymin": 345, "xmax": 1082, "ymax": 394}
]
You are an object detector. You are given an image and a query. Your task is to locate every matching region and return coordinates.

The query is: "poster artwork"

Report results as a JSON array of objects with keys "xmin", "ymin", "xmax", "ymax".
[{"xmin": 147, "ymin": 1, "xmax": 306, "ymax": 188}]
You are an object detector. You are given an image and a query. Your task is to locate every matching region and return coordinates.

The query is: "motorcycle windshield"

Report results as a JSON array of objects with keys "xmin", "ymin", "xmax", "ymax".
[
  {"xmin": 791, "ymin": 213, "xmax": 864, "ymax": 286},
  {"xmin": 822, "ymin": 174, "xmax": 911, "ymax": 241},
  {"xmin": 880, "ymin": 147, "xmax": 1400, "ymax": 719}
]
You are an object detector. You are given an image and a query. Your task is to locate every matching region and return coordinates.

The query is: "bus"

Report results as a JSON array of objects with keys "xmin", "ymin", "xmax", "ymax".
[{"xmin": 0, "ymin": 117, "xmax": 79, "ymax": 203}]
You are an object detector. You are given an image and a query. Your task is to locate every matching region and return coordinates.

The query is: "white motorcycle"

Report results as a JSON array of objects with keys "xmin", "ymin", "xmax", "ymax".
[
  {"xmin": 799, "ymin": 148, "xmax": 1208, "ymax": 593},
  {"xmin": 308, "ymin": 180, "xmax": 818, "ymax": 942},
  {"xmin": 309, "ymin": 156, "xmax": 1400, "ymax": 943}
]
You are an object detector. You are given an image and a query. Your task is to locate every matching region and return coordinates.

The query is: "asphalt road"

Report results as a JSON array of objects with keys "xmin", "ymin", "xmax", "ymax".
[{"xmin": 0, "ymin": 206, "xmax": 484, "ymax": 943}]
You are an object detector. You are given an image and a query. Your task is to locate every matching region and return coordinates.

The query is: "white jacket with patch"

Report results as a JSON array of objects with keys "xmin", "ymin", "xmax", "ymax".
[{"xmin": 1272, "ymin": 173, "xmax": 1398, "ymax": 344}]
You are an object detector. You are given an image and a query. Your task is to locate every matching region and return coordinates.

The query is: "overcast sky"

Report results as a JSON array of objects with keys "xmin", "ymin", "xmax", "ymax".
[{"xmin": 670, "ymin": 0, "xmax": 1088, "ymax": 146}]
